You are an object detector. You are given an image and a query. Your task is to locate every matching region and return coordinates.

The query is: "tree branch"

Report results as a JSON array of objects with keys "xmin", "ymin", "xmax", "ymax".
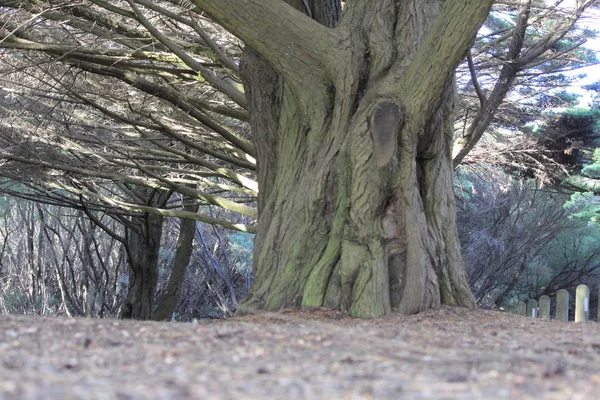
[
  {"xmin": 467, "ymin": 50, "xmax": 486, "ymax": 108},
  {"xmin": 125, "ymin": 0, "xmax": 247, "ymax": 107},
  {"xmin": 397, "ymin": 0, "xmax": 495, "ymax": 134},
  {"xmin": 191, "ymin": 0, "xmax": 340, "ymax": 91},
  {"xmin": 70, "ymin": 184, "xmax": 256, "ymax": 233}
]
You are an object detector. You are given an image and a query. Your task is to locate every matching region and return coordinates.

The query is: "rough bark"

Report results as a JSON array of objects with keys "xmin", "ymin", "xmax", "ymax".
[
  {"xmin": 199, "ymin": 0, "xmax": 493, "ymax": 317},
  {"xmin": 153, "ymin": 203, "xmax": 198, "ymax": 321}
]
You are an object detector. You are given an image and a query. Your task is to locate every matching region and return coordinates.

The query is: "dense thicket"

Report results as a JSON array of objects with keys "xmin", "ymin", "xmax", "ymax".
[{"xmin": 0, "ymin": 196, "xmax": 252, "ymax": 319}]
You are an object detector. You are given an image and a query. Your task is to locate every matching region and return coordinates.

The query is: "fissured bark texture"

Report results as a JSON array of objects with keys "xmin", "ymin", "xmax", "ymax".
[{"xmin": 240, "ymin": 0, "xmax": 481, "ymax": 317}]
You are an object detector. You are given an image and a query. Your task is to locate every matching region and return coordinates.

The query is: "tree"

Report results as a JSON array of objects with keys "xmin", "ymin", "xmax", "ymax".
[
  {"xmin": 453, "ymin": 0, "xmax": 598, "ymax": 168},
  {"xmin": 6, "ymin": 0, "xmax": 599, "ymax": 319},
  {"xmin": 456, "ymin": 168, "xmax": 600, "ymax": 309},
  {"xmin": 0, "ymin": 11, "xmax": 255, "ymax": 320},
  {"xmin": 0, "ymin": 0, "xmax": 495, "ymax": 318},
  {"xmin": 180, "ymin": 0, "xmax": 493, "ymax": 318},
  {"xmin": 0, "ymin": 193, "xmax": 251, "ymax": 319},
  {"xmin": 0, "ymin": 44, "xmax": 256, "ymax": 233},
  {"xmin": 455, "ymin": 168, "xmax": 583, "ymax": 306},
  {"xmin": 0, "ymin": 0, "xmax": 496, "ymax": 318},
  {"xmin": 152, "ymin": 201, "xmax": 198, "ymax": 321}
]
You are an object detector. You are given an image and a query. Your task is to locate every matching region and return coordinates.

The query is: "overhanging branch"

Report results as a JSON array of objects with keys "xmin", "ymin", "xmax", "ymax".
[
  {"xmin": 65, "ymin": 183, "xmax": 256, "ymax": 233},
  {"xmin": 191, "ymin": 0, "xmax": 341, "ymax": 91}
]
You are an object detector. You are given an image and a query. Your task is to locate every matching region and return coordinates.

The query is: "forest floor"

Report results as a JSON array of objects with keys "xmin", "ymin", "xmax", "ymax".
[{"xmin": 0, "ymin": 307, "xmax": 599, "ymax": 399}]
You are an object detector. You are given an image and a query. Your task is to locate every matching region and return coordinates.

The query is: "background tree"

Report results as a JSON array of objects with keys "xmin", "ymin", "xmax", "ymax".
[
  {"xmin": 456, "ymin": 168, "xmax": 600, "ymax": 308},
  {"xmin": 0, "ymin": 2, "xmax": 256, "ymax": 319},
  {"xmin": 0, "ymin": 194, "xmax": 252, "ymax": 319},
  {"xmin": 0, "ymin": 198, "xmax": 127, "ymax": 316},
  {"xmin": 453, "ymin": 0, "xmax": 599, "ymax": 169}
]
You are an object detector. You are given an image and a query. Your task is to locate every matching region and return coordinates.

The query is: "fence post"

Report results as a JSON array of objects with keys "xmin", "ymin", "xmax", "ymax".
[
  {"xmin": 527, "ymin": 299, "xmax": 538, "ymax": 318},
  {"xmin": 556, "ymin": 289, "xmax": 569, "ymax": 322},
  {"xmin": 516, "ymin": 301, "xmax": 526, "ymax": 316},
  {"xmin": 575, "ymin": 284, "xmax": 590, "ymax": 323},
  {"xmin": 539, "ymin": 295, "xmax": 550, "ymax": 320}
]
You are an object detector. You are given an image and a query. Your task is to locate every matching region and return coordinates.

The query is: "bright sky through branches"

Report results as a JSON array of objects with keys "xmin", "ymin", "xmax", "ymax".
[{"xmin": 564, "ymin": 5, "xmax": 600, "ymax": 107}]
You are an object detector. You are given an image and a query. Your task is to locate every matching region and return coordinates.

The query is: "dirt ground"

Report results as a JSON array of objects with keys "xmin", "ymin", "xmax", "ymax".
[{"xmin": 0, "ymin": 307, "xmax": 599, "ymax": 400}]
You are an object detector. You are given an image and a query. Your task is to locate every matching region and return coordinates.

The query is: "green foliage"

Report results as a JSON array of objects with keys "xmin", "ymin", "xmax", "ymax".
[
  {"xmin": 158, "ymin": 247, "xmax": 176, "ymax": 280},
  {"xmin": 0, "ymin": 195, "xmax": 9, "ymax": 213},
  {"xmin": 455, "ymin": 173, "xmax": 476, "ymax": 201},
  {"xmin": 544, "ymin": 227, "xmax": 600, "ymax": 267},
  {"xmin": 1, "ymin": 290, "xmax": 29, "ymax": 313},
  {"xmin": 564, "ymin": 191, "xmax": 600, "ymax": 223},
  {"xmin": 544, "ymin": 41, "xmax": 597, "ymax": 71},
  {"xmin": 580, "ymin": 148, "xmax": 600, "ymax": 178},
  {"xmin": 0, "ymin": 291, "xmax": 58, "ymax": 315},
  {"xmin": 526, "ymin": 107, "xmax": 600, "ymax": 178},
  {"xmin": 484, "ymin": 13, "xmax": 513, "ymax": 34},
  {"xmin": 227, "ymin": 232, "xmax": 253, "ymax": 275},
  {"xmin": 561, "ymin": 107, "xmax": 600, "ymax": 122},
  {"xmin": 556, "ymin": 91, "xmax": 581, "ymax": 107},
  {"xmin": 458, "ymin": 166, "xmax": 600, "ymax": 307}
]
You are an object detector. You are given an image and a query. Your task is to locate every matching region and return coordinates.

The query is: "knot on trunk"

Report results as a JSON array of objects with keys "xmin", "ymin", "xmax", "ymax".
[
  {"xmin": 369, "ymin": 101, "xmax": 404, "ymax": 167},
  {"xmin": 380, "ymin": 214, "xmax": 399, "ymax": 239}
]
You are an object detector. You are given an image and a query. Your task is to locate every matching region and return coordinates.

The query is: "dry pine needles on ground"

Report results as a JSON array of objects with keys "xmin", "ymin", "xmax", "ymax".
[{"xmin": 0, "ymin": 307, "xmax": 599, "ymax": 399}]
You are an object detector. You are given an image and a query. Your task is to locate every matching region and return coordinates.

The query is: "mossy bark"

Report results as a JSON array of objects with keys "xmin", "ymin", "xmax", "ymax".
[
  {"xmin": 235, "ymin": 0, "xmax": 484, "ymax": 318},
  {"xmin": 193, "ymin": 0, "xmax": 494, "ymax": 318}
]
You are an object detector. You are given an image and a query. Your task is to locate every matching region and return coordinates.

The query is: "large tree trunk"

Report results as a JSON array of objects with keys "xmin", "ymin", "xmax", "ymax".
[{"xmin": 239, "ymin": 0, "xmax": 482, "ymax": 317}]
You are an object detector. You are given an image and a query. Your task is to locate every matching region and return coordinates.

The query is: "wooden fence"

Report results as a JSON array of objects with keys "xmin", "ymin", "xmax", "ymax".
[{"xmin": 506, "ymin": 284, "xmax": 599, "ymax": 322}]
